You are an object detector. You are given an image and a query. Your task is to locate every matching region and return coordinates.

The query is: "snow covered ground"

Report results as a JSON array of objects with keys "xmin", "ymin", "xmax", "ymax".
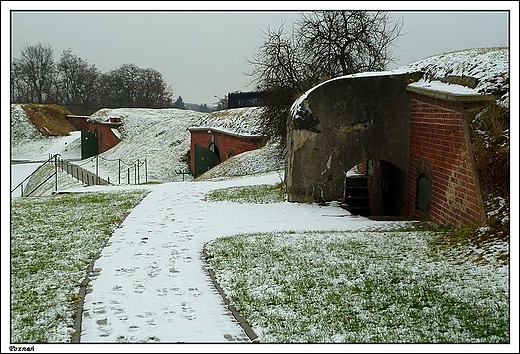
[
  {"xmin": 11, "ymin": 131, "xmax": 82, "ymax": 197},
  {"xmin": 6, "ymin": 46, "xmax": 516, "ymax": 352},
  {"xmin": 8, "ymin": 109, "xmax": 424, "ymax": 349},
  {"xmin": 76, "ymin": 173, "xmax": 415, "ymax": 345}
]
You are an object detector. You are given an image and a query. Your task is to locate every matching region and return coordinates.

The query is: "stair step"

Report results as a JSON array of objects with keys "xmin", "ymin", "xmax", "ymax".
[{"xmin": 343, "ymin": 176, "xmax": 370, "ymax": 216}]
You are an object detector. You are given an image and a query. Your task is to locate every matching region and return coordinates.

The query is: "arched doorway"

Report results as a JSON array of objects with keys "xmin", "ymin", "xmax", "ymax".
[
  {"xmin": 415, "ymin": 174, "xmax": 431, "ymax": 215},
  {"xmin": 342, "ymin": 159, "xmax": 405, "ymax": 217}
]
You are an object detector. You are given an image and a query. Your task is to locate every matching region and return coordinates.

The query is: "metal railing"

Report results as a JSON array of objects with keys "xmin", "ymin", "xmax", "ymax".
[
  {"xmin": 12, "ymin": 154, "xmax": 151, "ymax": 197},
  {"xmin": 11, "ymin": 154, "xmax": 60, "ymax": 197},
  {"xmin": 97, "ymin": 155, "xmax": 148, "ymax": 185},
  {"xmin": 56, "ymin": 157, "xmax": 109, "ymax": 186}
]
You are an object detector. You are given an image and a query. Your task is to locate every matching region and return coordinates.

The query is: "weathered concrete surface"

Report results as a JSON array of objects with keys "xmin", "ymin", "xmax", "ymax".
[{"xmin": 286, "ymin": 72, "xmax": 422, "ymax": 203}]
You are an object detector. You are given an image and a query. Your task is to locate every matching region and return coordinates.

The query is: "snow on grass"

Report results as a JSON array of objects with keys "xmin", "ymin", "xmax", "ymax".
[
  {"xmin": 11, "ymin": 104, "xmax": 83, "ymax": 162},
  {"xmin": 188, "ymin": 106, "xmax": 266, "ymax": 137},
  {"xmin": 401, "ymin": 47, "xmax": 509, "ymax": 97},
  {"xmin": 11, "ymin": 104, "xmax": 42, "ymax": 143},
  {"xmin": 11, "ymin": 105, "xmax": 68, "ymax": 161},
  {"xmin": 8, "ymin": 46, "xmax": 512, "ymax": 346},
  {"xmin": 21, "ymin": 163, "xmax": 86, "ymax": 197},
  {"xmin": 10, "ymin": 189, "xmax": 149, "ymax": 343},
  {"xmin": 78, "ymin": 107, "xmax": 206, "ymax": 183},
  {"xmin": 204, "ymin": 229, "xmax": 509, "ymax": 343},
  {"xmin": 207, "ymin": 180, "xmax": 286, "ymax": 204},
  {"xmin": 12, "ymin": 104, "xmax": 281, "ymax": 186},
  {"xmin": 195, "ymin": 140, "xmax": 285, "ymax": 181}
]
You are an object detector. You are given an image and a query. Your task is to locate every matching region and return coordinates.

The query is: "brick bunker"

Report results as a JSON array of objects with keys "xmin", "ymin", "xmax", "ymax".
[{"xmin": 286, "ymin": 71, "xmax": 496, "ymax": 227}]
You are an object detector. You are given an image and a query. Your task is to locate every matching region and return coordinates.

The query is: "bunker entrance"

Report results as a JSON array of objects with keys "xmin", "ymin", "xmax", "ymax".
[
  {"xmin": 81, "ymin": 130, "xmax": 98, "ymax": 160},
  {"xmin": 194, "ymin": 143, "xmax": 221, "ymax": 178},
  {"xmin": 342, "ymin": 159, "xmax": 405, "ymax": 217}
]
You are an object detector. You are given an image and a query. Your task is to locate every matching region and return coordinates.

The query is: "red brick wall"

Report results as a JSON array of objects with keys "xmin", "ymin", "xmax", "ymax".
[
  {"xmin": 67, "ymin": 116, "xmax": 121, "ymax": 154},
  {"xmin": 404, "ymin": 93, "xmax": 486, "ymax": 227},
  {"xmin": 357, "ymin": 161, "xmax": 367, "ymax": 175},
  {"xmin": 94, "ymin": 123, "xmax": 121, "ymax": 153},
  {"xmin": 67, "ymin": 116, "xmax": 90, "ymax": 131},
  {"xmin": 190, "ymin": 130, "xmax": 264, "ymax": 173}
]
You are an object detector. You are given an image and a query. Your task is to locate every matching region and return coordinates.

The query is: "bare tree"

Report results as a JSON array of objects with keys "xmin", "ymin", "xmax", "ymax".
[
  {"xmin": 116, "ymin": 63, "xmax": 141, "ymax": 107},
  {"xmin": 215, "ymin": 94, "xmax": 228, "ymax": 110},
  {"xmin": 99, "ymin": 63, "xmax": 173, "ymax": 108},
  {"xmin": 245, "ymin": 11, "xmax": 403, "ymax": 147},
  {"xmin": 57, "ymin": 49, "xmax": 100, "ymax": 108},
  {"xmin": 246, "ymin": 21, "xmax": 312, "ymax": 95},
  {"xmin": 10, "ymin": 43, "xmax": 176, "ymax": 110},
  {"xmin": 297, "ymin": 11, "xmax": 403, "ymax": 77},
  {"xmin": 13, "ymin": 42, "xmax": 57, "ymax": 103},
  {"xmin": 245, "ymin": 21, "xmax": 314, "ymax": 149},
  {"xmin": 135, "ymin": 67, "xmax": 173, "ymax": 108},
  {"xmin": 11, "ymin": 58, "xmax": 29, "ymax": 103}
]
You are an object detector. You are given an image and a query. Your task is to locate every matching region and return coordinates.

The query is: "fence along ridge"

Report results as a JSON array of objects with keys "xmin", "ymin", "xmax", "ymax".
[
  {"xmin": 12, "ymin": 154, "xmax": 149, "ymax": 197},
  {"xmin": 57, "ymin": 158, "xmax": 109, "ymax": 186},
  {"xmin": 58, "ymin": 156, "xmax": 148, "ymax": 185}
]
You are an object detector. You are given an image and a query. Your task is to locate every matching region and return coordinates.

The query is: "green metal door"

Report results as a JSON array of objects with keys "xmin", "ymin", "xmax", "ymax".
[
  {"xmin": 81, "ymin": 130, "xmax": 98, "ymax": 160},
  {"xmin": 416, "ymin": 175, "xmax": 431, "ymax": 215},
  {"xmin": 194, "ymin": 145, "xmax": 220, "ymax": 178}
]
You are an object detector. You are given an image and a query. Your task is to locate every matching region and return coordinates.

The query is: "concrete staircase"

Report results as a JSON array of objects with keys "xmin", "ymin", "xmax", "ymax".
[{"xmin": 342, "ymin": 176, "xmax": 371, "ymax": 216}]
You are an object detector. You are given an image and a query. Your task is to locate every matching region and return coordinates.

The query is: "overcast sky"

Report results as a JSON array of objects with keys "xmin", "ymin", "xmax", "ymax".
[{"xmin": 3, "ymin": 2, "xmax": 517, "ymax": 105}]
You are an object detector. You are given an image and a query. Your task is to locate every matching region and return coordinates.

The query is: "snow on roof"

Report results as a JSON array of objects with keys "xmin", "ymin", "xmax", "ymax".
[
  {"xmin": 291, "ymin": 47, "xmax": 509, "ymax": 117},
  {"xmin": 400, "ymin": 47, "xmax": 509, "ymax": 96},
  {"xmin": 84, "ymin": 107, "xmax": 207, "ymax": 182},
  {"xmin": 88, "ymin": 107, "xmax": 206, "ymax": 138},
  {"xmin": 407, "ymin": 80, "xmax": 478, "ymax": 95},
  {"xmin": 188, "ymin": 106, "xmax": 266, "ymax": 137}
]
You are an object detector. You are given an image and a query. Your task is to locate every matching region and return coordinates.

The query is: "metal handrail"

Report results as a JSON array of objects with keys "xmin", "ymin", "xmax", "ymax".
[
  {"xmin": 24, "ymin": 172, "xmax": 56, "ymax": 197},
  {"xmin": 11, "ymin": 154, "xmax": 60, "ymax": 196}
]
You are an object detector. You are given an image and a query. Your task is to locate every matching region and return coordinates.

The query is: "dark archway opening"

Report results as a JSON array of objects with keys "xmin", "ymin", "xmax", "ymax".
[
  {"xmin": 379, "ymin": 160, "xmax": 405, "ymax": 216},
  {"xmin": 342, "ymin": 159, "xmax": 405, "ymax": 217},
  {"xmin": 343, "ymin": 162, "xmax": 370, "ymax": 216}
]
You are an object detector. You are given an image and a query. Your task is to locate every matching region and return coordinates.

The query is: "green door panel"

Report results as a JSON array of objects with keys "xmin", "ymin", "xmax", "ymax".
[
  {"xmin": 194, "ymin": 145, "xmax": 220, "ymax": 177},
  {"xmin": 81, "ymin": 130, "xmax": 98, "ymax": 160},
  {"xmin": 416, "ymin": 176, "xmax": 431, "ymax": 214}
]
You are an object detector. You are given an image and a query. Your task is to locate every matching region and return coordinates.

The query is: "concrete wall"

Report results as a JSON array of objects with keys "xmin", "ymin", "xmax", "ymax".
[{"xmin": 286, "ymin": 73, "xmax": 419, "ymax": 203}]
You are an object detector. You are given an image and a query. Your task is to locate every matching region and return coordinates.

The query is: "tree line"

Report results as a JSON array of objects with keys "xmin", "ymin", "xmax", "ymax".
[
  {"xmin": 11, "ymin": 11, "xmax": 402, "ymax": 120},
  {"xmin": 10, "ymin": 44, "xmax": 179, "ymax": 113}
]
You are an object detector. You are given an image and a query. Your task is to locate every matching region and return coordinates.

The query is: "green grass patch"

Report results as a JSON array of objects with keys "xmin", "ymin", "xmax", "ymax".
[
  {"xmin": 10, "ymin": 189, "xmax": 148, "ymax": 343},
  {"xmin": 204, "ymin": 230, "xmax": 509, "ymax": 343},
  {"xmin": 207, "ymin": 182, "xmax": 286, "ymax": 203}
]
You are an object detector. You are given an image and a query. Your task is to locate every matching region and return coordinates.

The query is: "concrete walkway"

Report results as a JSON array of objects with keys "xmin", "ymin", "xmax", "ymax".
[
  {"xmin": 78, "ymin": 173, "xmax": 407, "ymax": 343},
  {"xmin": 79, "ymin": 180, "xmax": 251, "ymax": 343}
]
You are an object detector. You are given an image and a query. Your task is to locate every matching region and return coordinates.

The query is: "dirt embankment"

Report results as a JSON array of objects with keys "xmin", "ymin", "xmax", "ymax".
[{"xmin": 20, "ymin": 104, "xmax": 75, "ymax": 136}]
